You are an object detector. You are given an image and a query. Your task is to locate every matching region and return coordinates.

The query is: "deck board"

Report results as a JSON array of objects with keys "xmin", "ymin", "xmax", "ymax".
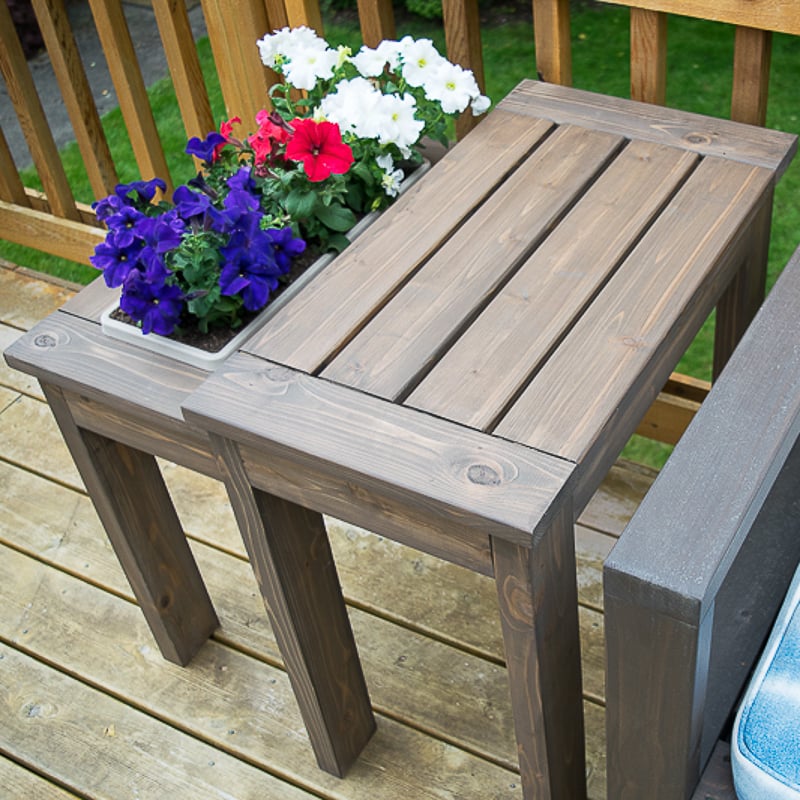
[{"xmin": 0, "ymin": 265, "xmax": 665, "ymax": 799}]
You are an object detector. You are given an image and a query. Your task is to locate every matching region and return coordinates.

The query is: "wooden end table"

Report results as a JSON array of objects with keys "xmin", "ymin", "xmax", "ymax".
[
  {"xmin": 5, "ymin": 80, "xmax": 795, "ymax": 799},
  {"xmin": 182, "ymin": 81, "xmax": 796, "ymax": 799}
]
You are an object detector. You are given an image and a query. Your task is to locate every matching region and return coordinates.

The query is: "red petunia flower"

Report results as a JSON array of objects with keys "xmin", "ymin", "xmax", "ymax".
[
  {"xmin": 248, "ymin": 110, "xmax": 291, "ymax": 167},
  {"xmin": 212, "ymin": 116, "xmax": 241, "ymax": 161},
  {"xmin": 285, "ymin": 118, "xmax": 354, "ymax": 182}
]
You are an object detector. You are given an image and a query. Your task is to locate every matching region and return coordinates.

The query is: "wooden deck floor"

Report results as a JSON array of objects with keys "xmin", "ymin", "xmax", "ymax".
[{"xmin": 0, "ymin": 264, "xmax": 729, "ymax": 799}]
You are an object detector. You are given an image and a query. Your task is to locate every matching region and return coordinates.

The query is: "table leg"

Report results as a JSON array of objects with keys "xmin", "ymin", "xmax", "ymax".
[
  {"xmin": 42, "ymin": 384, "xmax": 219, "ymax": 666},
  {"xmin": 713, "ymin": 190, "xmax": 773, "ymax": 378},
  {"xmin": 209, "ymin": 433, "xmax": 376, "ymax": 777},
  {"xmin": 492, "ymin": 500, "xmax": 586, "ymax": 800}
]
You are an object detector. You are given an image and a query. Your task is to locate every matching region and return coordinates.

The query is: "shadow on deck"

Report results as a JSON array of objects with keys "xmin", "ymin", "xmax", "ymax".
[{"xmin": 1, "ymin": 263, "xmax": 715, "ymax": 799}]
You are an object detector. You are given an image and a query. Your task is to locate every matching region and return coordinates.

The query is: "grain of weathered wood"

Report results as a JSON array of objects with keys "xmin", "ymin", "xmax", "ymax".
[
  {"xmin": 59, "ymin": 274, "xmax": 115, "ymax": 320},
  {"xmin": 0, "ymin": 200, "xmax": 104, "ymax": 264},
  {"xmin": 493, "ymin": 500, "xmax": 586, "ymax": 800},
  {"xmin": 499, "ymin": 80, "xmax": 797, "ymax": 176},
  {"xmin": 731, "ymin": 26, "xmax": 772, "ymax": 126},
  {"xmin": 0, "ymin": 547, "xmax": 526, "ymax": 799},
  {"xmin": 0, "ymin": 646, "xmax": 318, "ymax": 800},
  {"xmin": 4, "ymin": 312, "xmax": 205, "ymax": 428},
  {"xmin": 42, "ymin": 382, "xmax": 219, "ymax": 665},
  {"xmin": 0, "ymin": 325, "xmax": 42, "ymax": 397},
  {"xmin": 712, "ymin": 190, "xmax": 772, "ymax": 379},
  {"xmin": 533, "ymin": 0, "xmax": 572, "ymax": 84},
  {"xmin": 356, "ymin": 0, "xmax": 395, "ymax": 47},
  {"xmin": 0, "ymin": 268, "xmax": 73, "ymax": 328},
  {"xmin": 184, "ymin": 354, "xmax": 575, "ymax": 552},
  {"xmin": 0, "ymin": 123, "xmax": 30, "ymax": 205},
  {"xmin": 0, "ymin": 755, "xmax": 81, "ymax": 800},
  {"xmin": 410, "ymin": 139, "xmax": 697, "ymax": 429},
  {"xmin": 210, "ymin": 432, "xmax": 376, "ymax": 777},
  {"xmin": 496, "ymin": 158, "xmax": 774, "ymax": 509},
  {"xmin": 326, "ymin": 124, "xmax": 624, "ymax": 400},
  {"xmin": 629, "ymin": 7, "xmax": 666, "ymax": 104},
  {"xmin": 32, "ymin": 0, "xmax": 118, "ymax": 199},
  {"xmin": 245, "ymin": 110, "xmax": 555, "ymax": 371},
  {"xmin": 0, "ymin": 453, "xmax": 605, "ymax": 774}
]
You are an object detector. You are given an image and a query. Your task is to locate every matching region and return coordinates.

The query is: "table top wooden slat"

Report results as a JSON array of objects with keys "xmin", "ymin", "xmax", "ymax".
[
  {"xmin": 501, "ymin": 80, "xmax": 797, "ymax": 176},
  {"xmin": 409, "ymin": 139, "xmax": 699, "ymax": 429},
  {"xmin": 243, "ymin": 109, "xmax": 554, "ymax": 372},
  {"xmin": 182, "ymin": 352, "xmax": 575, "ymax": 547},
  {"xmin": 4, "ymin": 312, "xmax": 205, "ymax": 426},
  {"xmin": 323, "ymin": 124, "xmax": 624, "ymax": 399},
  {"xmin": 495, "ymin": 157, "xmax": 774, "ymax": 463}
]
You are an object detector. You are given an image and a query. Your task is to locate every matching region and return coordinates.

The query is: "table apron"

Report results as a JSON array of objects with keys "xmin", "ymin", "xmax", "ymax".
[
  {"xmin": 236, "ymin": 441, "xmax": 496, "ymax": 577},
  {"xmin": 64, "ymin": 388, "xmax": 219, "ymax": 480}
]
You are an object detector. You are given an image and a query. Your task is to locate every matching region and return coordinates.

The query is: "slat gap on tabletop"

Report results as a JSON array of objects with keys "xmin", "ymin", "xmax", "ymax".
[
  {"xmin": 496, "ymin": 158, "xmax": 774, "ymax": 509},
  {"xmin": 323, "ymin": 127, "xmax": 628, "ymax": 402},
  {"xmin": 311, "ymin": 125, "xmax": 568, "ymax": 380},
  {"xmin": 408, "ymin": 140, "xmax": 701, "ymax": 432},
  {"xmin": 242, "ymin": 111, "xmax": 557, "ymax": 375},
  {"xmin": 480, "ymin": 149, "xmax": 704, "ymax": 434}
]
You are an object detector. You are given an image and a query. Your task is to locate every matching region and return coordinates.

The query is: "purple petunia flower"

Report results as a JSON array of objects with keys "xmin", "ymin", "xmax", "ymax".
[
  {"xmin": 265, "ymin": 227, "xmax": 306, "ymax": 273},
  {"xmin": 90, "ymin": 236, "xmax": 143, "ymax": 287},
  {"xmin": 120, "ymin": 272, "xmax": 185, "ymax": 336},
  {"xmin": 185, "ymin": 131, "xmax": 227, "ymax": 165}
]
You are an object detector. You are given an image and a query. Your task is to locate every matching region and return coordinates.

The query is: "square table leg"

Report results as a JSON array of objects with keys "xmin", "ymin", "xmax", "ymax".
[
  {"xmin": 209, "ymin": 433, "xmax": 377, "ymax": 777},
  {"xmin": 492, "ymin": 500, "xmax": 587, "ymax": 800},
  {"xmin": 42, "ymin": 383, "xmax": 219, "ymax": 666},
  {"xmin": 713, "ymin": 192, "xmax": 774, "ymax": 378}
]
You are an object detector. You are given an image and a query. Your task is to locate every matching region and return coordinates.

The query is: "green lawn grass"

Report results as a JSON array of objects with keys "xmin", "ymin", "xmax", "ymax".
[{"xmin": 4, "ymin": 4, "xmax": 798, "ymax": 467}]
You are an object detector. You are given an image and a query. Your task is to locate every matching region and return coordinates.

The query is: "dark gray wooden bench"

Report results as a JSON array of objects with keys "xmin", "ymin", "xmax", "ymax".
[{"xmin": 604, "ymin": 243, "xmax": 800, "ymax": 799}]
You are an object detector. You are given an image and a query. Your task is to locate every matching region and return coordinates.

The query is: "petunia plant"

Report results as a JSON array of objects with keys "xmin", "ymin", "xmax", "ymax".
[{"xmin": 90, "ymin": 27, "xmax": 489, "ymax": 339}]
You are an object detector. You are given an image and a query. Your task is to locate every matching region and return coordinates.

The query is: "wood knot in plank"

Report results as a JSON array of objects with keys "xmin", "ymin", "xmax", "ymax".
[
  {"xmin": 33, "ymin": 333, "xmax": 58, "ymax": 348},
  {"xmin": 685, "ymin": 132, "xmax": 713, "ymax": 146},
  {"xmin": 467, "ymin": 463, "xmax": 502, "ymax": 486}
]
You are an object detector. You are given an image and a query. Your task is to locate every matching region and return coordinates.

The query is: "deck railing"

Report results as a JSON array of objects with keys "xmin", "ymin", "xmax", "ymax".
[{"xmin": 2, "ymin": 0, "xmax": 799, "ymax": 446}]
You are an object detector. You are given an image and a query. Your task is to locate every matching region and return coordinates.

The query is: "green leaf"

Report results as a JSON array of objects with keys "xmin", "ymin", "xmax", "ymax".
[
  {"xmin": 315, "ymin": 203, "xmax": 357, "ymax": 233},
  {"xmin": 285, "ymin": 188, "xmax": 319, "ymax": 219}
]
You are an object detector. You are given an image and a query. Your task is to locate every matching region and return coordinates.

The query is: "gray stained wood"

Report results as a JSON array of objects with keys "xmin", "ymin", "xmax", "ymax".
[
  {"xmin": 1, "ymin": 267, "xmax": 740, "ymax": 800},
  {"xmin": 605, "ymin": 244, "xmax": 800, "ymax": 799}
]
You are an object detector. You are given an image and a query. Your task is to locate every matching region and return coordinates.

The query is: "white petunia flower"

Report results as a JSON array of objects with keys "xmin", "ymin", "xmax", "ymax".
[
  {"xmin": 398, "ymin": 36, "xmax": 447, "ymax": 88},
  {"xmin": 318, "ymin": 77, "xmax": 382, "ymax": 138},
  {"xmin": 281, "ymin": 45, "xmax": 339, "ymax": 91},
  {"xmin": 471, "ymin": 93, "xmax": 491, "ymax": 115},
  {"xmin": 352, "ymin": 39, "xmax": 403, "ymax": 77},
  {"xmin": 373, "ymin": 92, "xmax": 424, "ymax": 153},
  {"xmin": 257, "ymin": 26, "xmax": 327, "ymax": 68},
  {"xmin": 423, "ymin": 61, "xmax": 481, "ymax": 115},
  {"xmin": 376, "ymin": 153, "xmax": 404, "ymax": 197}
]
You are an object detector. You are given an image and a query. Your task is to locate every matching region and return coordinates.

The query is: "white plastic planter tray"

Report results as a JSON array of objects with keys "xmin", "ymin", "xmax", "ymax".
[{"xmin": 101, "ymin": 160, "xmax": 430, "ymax": 371}]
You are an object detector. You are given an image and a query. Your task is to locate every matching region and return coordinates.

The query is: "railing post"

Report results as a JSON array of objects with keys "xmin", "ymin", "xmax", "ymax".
[
  {"xmin": 629, "ymin": 7, "xmax": 667, "ymax": 105},
  {"xmin": 442, "ymin": 0, "xmax": 484, "ymax": 139},
  {"xmin": 533, "ymin": 0, "xmax": 572, "ymax": 85},
  {"xmin": 200, "ymin": 0, "xmax": 276, "ymax": 125},
  {"xmin": 357, "ymin": 0, "xmax": 396, "ymax": 47}
]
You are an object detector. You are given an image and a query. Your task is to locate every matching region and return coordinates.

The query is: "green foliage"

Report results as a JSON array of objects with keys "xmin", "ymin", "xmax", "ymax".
[{"xmin": 406, "ymin": 0, "xmax": 443, "ymax": 21}]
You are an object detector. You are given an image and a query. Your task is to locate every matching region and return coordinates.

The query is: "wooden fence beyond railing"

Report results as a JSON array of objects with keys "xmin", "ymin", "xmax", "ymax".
[{"xmin": 2, "ymin": 0, "xmax": 799, "ymax": 447}]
